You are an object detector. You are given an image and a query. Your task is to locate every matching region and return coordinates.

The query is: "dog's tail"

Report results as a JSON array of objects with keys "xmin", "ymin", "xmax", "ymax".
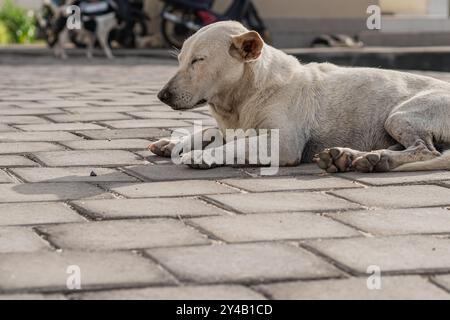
[{"xmin": 393, "ymin": 150, "xmax": 450, "ymax": 172}]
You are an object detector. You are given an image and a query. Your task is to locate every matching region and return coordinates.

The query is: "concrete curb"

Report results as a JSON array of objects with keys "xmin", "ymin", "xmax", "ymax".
[{"xmin": 2, "ymin": 45, "xmax": 450, "ymax": 71}]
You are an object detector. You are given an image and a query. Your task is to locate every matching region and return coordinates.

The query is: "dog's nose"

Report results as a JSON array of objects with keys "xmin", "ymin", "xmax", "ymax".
[{"xmin": 158, "ymin": 89, "xmax": 173, "ymax": 104}]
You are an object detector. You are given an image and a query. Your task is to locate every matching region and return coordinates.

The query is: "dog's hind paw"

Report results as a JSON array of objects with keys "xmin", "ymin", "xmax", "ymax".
[{"xmin": 313, "ymin": 148, "xmax": 355, "ymax": 173}]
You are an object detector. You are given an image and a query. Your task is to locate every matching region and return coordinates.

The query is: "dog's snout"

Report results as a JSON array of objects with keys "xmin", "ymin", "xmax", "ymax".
[{"xmin": 158, "ymin": 89, "xmax": 173, "ymax": 104}]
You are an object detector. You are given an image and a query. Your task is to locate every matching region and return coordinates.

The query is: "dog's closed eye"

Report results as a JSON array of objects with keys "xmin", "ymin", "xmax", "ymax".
[{"xmin": 191, "ymin": 57, "xmax": 205, "ymax": 65}]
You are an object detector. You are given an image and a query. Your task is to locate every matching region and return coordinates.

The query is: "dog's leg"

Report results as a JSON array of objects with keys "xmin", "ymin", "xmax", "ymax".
[
  {"xmin": 55, "ymin": 29, "xmax": 68, "ymax": 60},
  {"xmin": 86, "ymin": 32, "xmax": 95, "ymax": 59},
  {"xmin": 315, "ymin": 93, "xmax": 450, "ymax": 173},
  {"xmin": 149, "ymin": 128, "xmax": 222, "ymax": 158},
  {"xmin": 96, "ymin": 14, "xmax": 116, "ymax": 59}
]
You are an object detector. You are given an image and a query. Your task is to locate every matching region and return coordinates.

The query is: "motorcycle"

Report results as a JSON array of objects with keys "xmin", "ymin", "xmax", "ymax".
[
  {"xmin": 36, "ymin": 0, "xmax": 149, "ymax": 49},
  {"xmin": 159, "ymin": 0, "xmax": 271, "ymax": 49}
]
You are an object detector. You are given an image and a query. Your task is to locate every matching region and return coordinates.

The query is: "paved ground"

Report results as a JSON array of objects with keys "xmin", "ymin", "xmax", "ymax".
[{"xmin": 0, "ymin": 56, "xmax": 450, "ymax": 300}]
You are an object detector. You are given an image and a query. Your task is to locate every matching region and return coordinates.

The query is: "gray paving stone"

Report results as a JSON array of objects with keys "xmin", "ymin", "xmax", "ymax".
[
  {"xmin": 0, "ymin": 116, "xmax": 48, "ymax": 124},
  {"xmin": 0, "ymin": 170, "xmax": 13, "ymax": 183},
  {"xmin": 76, "ymin": 128, "xmax": 171, "ymax": 140},
  {"xmin": 127, "ymin": 164, "xmax": 248, "ymax": 181},
  {"xmin": 61, "ymin": 139, "xmax": 151, "ymax": 150},
  {"xmin": 340, "ymin": 171, "xmax": 450, "ymax": 186},
  {"xmin": 0, "ymin": 227, "xmax": 49, "ymax": 253},
  {"xmin": 244, "ymin": 164, "xmax": 324, "ymax": 176},
  {"xmin": 46, "ymin": 112, "xmax": 131, "ymax": 123},
  {"xmin": 0, "ymin": 293, "xmax": 66, "ymax": 300},
  {"xmin": 0, "ymin": 156, "xmax": 38, "ymax": 167},
  {"xmin": 0, "ymin": 142, "xmax": 63, "ymax": 154},
  {"xmin": 0, "ymin": 131, "xmax": 82, "ymax": 142},
  {"xmin": 331, "ymin": 185, "xmax": 450, "ymax": 208},
  {"xmin": 147, "ymin": 243, "xmax": 342, "ymax": 283},
  {"xmin": 222, "ymin": 176, "xmax": 361, "ymax": 192},
  {"xmin": 0, "ymin": 251, "xmax": 174, "ymax": 291},
  {"xmin": 0, "ymin": 183, "xmax": 111, "ymax": 203},
  {"xmin": 33, "ymin": 150, "xmax": 145, "ymax": 167},
  {"xmin": 257, "ymin": 276, "xmax": 450, "ymax": 300},
  {"xmin": 190, "ymin": 213, "xmax": 360, "ymax": 242},
  {"xmin": 433, "ymin": 275, "xmax": 450, "ymax": 292},
  {"xmin": 0, "ymin": 202, "xmax": 84, "ymax": 226},
  {"xmin": 73, "ymin": 285, "xmax": 265, "ymax": 300},
  {"xmin": 39, "ymin": 219, "xmax": 209, "ymax": 251},
  {"xmin": 207, "ymin": 192, "xmax": 360, "ymax": 214},
  {"xmin": 129, "ymin": 111, "xmax": 210, "ymax": 119},
  {"xmin": 63, "ymin": 106, "xmax": 140, "ymax": 113},
  {"xmin": 0, "ymin": 124, "xmax": 15, "ymax": 132},
  {"xmin": 72, "ymin": 197, "xmax": 225, "ymax": 219},
  {"xmin": 331, "ymin": 208, "xmax": 450, "ymax": 236},
  {"xmin": 16, "ymin": 123, "xmax": 104, "ymax": 131},
  {"xmin": 11, "ymin": 167, "xmax": 137, "ymax": 183},
  {"xmin": 101, "ymin": 119, "xmax": 190, "ymax": 129},
  {"xmin": 0, "ymin": 108, "xmax": 62, "ymax": 116},
  {"xmin": 108, "ymin": 180, "xmax": 237, "ymax": 198},
  {"xmin": 306, "ymin": 235, "xmax": 450, "ymax": 274}
]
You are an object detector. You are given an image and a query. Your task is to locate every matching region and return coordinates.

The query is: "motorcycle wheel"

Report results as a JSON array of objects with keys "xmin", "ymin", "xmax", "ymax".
[{"xmin": 161, "ymin": 8, "xmax": 197, "ymax": 49}]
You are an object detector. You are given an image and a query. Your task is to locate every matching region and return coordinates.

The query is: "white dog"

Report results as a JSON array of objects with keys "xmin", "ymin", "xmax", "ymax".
[{"xmin": 150, "ymin": 21, "xmax": 450, "ymax": 173}]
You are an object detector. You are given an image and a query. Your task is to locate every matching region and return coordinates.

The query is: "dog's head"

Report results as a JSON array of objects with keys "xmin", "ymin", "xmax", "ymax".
[{"xmin": 157, "ymin": 21, "xmax": 264, "ymax": 110}]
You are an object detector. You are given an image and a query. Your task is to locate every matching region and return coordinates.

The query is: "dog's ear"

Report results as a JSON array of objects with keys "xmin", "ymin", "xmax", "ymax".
[{"xmin": 229, "ymin": 31, "xmax": 264, "ymax": 62}]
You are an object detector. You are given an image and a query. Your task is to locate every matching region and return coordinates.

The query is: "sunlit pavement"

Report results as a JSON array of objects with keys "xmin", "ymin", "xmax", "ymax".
[{"xmin": 0, "ymin": 56, "xmax": 450, "ymax": 300}]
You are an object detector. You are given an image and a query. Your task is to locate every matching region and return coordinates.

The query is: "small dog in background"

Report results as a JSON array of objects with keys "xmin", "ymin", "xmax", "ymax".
[{"xmin": 51, "ymin": 0, "xmax": 118, "ymax": 59}]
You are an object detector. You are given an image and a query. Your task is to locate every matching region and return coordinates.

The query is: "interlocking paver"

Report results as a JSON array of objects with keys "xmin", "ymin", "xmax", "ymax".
[
  {"xmin": 147, "ymin": 243, "xmax": 342, "ymax": 283},
  {"xmin": 0, "ymin": 156, "xmax": 37, "ymax": 167},
  {"xmin": 257, "ymin": 276, "xmax": 450, "ymax": 300},
  {"xmin": 0, "ymin": 293, "xmax": 66, "ymax": 300},
  {"xmin": 126, "ymin": 164, "xmax": 248, "ymax": 181},
  {"xmin": 0, "ymin": 131, "xmax": 82, "ymax": 142},
  {"xmin": 101, "ymin": 119, "xmax": 190, "ymax": 129},
  {"xmin": 0, "ymin": 116, "xmax": 49, "ymax": 124},
  {"xmin": 129, "ymin": 111, "xmax": 210, "ymax": 119},
  {"xmin": 0, "ymin": 183, "xmax": 111, "ymax": 203},
  {"xmin": 46, "ymin": 112, "xmax": 131, "ymax": 123},
  {"xmin": 0, "ymin": 227, "xmax": 49, "ymax": 253},
  {"xmin": 306, "ymin": 235, "xmax": 450, "ymax": 274},
  {"xmin": 222, "ymin": 176, "xmax": 361, "ymax": 192},
  {"xmin": 0, "ymin": 170, "xmax": 13, "ymax": 183},
  {"xmin": 339, "ymin": 171, "xmax": 450, "ymax": 185},
  {"xmin": 0, "ymin": 142, "xmax": 63, "ymax": 154},
  {"xmin": 39, "ymin": 219, "xmax": 209, "ymax": 250},
  {"xmin": 108, "ymin": 180, "xmax": 237, "ymax": 198},
  {"xmin": 330, "ymin": 208, "xmax": 450, "ymax": 235},
  {"xmin": 207, "ymin": 192, "xmax": 361, "ymax": 213},
  {"xmin": 0, "ymin": 202, "xmax": 84, "ymax": 226},
  {"xmin": 76, "ymin": 128, "xmax": 170, "ymax": 140},
  {"xmin": 16, "ymin": 123, "xmax": 104, "ymax": 131},
  {"xmin": 0, "ymin": 251, "xmax": 174, "ymax": 291},
  {"xmin": 73, "ymin": 285, "xmax": 266, "ymax": 300},
  {"xmin": 72, "ymin": 197, "xmax": 225, "ymax": 219},
  {"xmin": 33, "ymin": 150, "xmax": 145, "ymax": 167},
  {"xmin": 433, "ymin": 275, "xmax": 450, "ymax": 292},
  {"xmin": 11, "ymin": 167, "xmax": 137, "ymax": 183},
  {"xmin": 190, "ymin": 213, "xmax": 360, "ymax": 242},
  {"xmin": 61, "ymin": 139, "xmax": 151, "ymax": 150},
  {"xmin": 331, "ymin": 185, "xmax": 450, "ymax": 208}
]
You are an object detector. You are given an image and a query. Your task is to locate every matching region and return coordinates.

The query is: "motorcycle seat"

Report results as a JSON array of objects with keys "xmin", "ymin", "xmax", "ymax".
[{"xmin": 160, "ymin": 0, "xmax": 213, "ymax": 11}]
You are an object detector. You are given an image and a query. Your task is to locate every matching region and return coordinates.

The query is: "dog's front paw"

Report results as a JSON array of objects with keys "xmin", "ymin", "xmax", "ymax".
[
  {"xmin": 181, "ymin": 150, "xmax": 220, "ymax": 170},
  {"xmin": 148, "ymin": 139, "xmax": 180, "ymax": 158}
]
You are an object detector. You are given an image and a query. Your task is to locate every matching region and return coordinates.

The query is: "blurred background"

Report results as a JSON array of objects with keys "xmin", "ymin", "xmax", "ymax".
[{"xmin": 2, "ymin": 0, "xmax": 450, "ymax": 70}]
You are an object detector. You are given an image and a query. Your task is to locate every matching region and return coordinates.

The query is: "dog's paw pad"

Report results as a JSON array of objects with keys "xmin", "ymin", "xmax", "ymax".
[
  {"xmin": 352, "ymin": 152, "xmax": 388, "ymax": 173},
  {"xmin": 314, "ymin": 148, "xmax": 353, "ymax": 172}
]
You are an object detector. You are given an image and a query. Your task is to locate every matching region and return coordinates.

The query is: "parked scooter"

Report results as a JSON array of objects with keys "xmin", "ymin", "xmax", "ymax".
[{"xmin": 159, "ymin": 0, "xmax": 271, "ymax": 48}]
